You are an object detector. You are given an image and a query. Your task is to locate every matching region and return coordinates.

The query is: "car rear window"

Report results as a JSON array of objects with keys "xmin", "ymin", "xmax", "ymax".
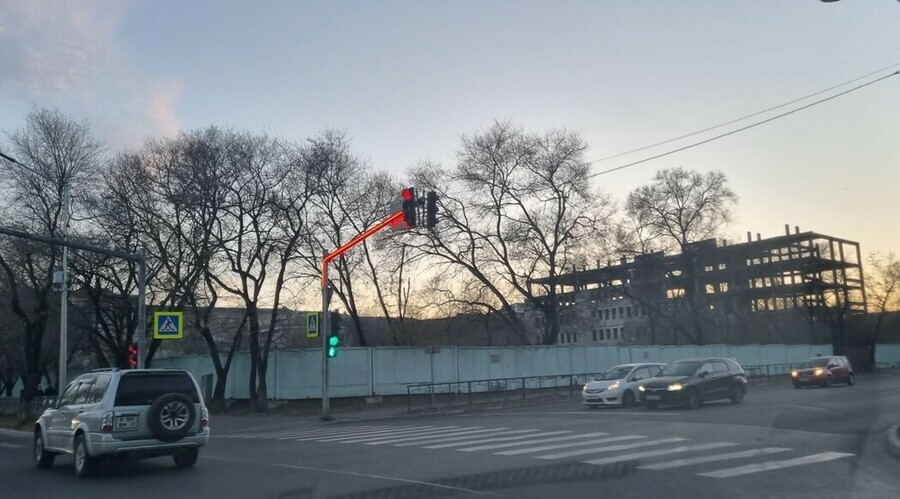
[{"xmin": 114, "ymin": 373, "xmax": 200, "ymax": 406}]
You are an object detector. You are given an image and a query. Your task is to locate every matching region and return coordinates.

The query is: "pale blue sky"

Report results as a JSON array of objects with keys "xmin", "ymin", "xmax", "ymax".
[{"xmin": 2, "ymin": 0, "xmax": 899, "ymax": 254}]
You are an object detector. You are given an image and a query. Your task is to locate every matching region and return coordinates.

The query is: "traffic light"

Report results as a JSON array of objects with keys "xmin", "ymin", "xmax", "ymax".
[
  {"xmin": 425, "ymin": 191, "xmax": 438, "ymax": 229},
  {"xmin": 127, "ymin": 343, "xmax": 138, "ymax": 368},
  {"xmin": 326, "ymin": 333, "xmax": 341, "ymax": 358},
  {"xmin": 401, "ymin": 187, "xmax": 417, "ymax": 228}
]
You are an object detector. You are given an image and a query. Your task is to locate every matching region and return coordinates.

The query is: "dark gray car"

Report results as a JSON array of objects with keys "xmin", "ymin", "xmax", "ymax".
[{"xmin": 638, "ymin": 358, "xmax": 748, "ymax": 409}]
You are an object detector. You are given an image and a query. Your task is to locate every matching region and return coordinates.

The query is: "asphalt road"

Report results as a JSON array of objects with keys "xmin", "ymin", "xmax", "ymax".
[{"xmin": 2, "ymin": 372, "xmax": 899, "ymax": 499}]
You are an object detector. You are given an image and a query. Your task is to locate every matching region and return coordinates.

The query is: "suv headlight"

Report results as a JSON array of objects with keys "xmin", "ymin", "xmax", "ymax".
[
  {"xmin": 638, "ymin": 385, "xmax": 645, "ymax": 392},
  {"xmin": 667, "ymin": 383, "xmax": 683, "ymax": 391},
  {"xmin": 814, "ymin": 368, "xmax": 824, "ymax": 376}
]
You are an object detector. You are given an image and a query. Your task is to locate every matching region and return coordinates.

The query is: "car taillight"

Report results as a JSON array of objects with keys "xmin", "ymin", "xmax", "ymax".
[
  {"xmin": 101, "ymin": 411, "xmax": 113, "ymax": 433},
  {"xmin": 200, "ymin": 407, "xmax": 209, "ymax": 429}
]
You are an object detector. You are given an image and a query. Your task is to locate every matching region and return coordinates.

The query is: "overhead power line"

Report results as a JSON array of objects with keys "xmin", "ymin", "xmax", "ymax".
[
  {"xmin": 586, "ymin": 61, "xmax": 900, "ymax": 166},
  {"xmin": 588, "ymin": 69, "xmax": 899, "ymax": 180}
]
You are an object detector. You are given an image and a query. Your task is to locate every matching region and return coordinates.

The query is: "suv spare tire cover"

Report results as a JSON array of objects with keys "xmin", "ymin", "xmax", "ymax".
[{"xmin": 148, "ymin": 393, "xmax": 197, "ymax": 442}]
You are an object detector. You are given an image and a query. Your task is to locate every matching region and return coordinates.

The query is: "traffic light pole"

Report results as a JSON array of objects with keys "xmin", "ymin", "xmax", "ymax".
[
  {"xmin": 0, "ymin": 226, "xmax": 147, "ymax": 378},
  {"xmin": 320, "ymin": 209, "xmax": 405, "ymax": 420},
  {"xmin": 321, "ymin": 267, "xmax": 331, "ymax": 420}
]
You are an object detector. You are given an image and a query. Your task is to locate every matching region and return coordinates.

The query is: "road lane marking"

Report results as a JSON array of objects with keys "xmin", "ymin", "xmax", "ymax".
[
  {"xmin": 229, "ymin": 425, "xmax": 393, "ymax": 439},
  {"xmin": 478, "ymin": 411, "xmax": 680, "ymax": 417},
  {"xmin": 204, "ymin": 455, "xmax": 500, "ymax": 497},
  {"xmin": 583, "ymin": 442, "xmax": 738, "ymax": 466},
  {"xmin": 326, "ymin": 426, "xmax": 459, "ymax": 444},
  {"xmin": 493, "ymin": 435, "xmax": 645, "ymax": 456},
  {"xmin": 697, "ymin": 452, "xmax": 855, "ymax": 478},
  {"xmin": 536, "ymin": 437, "xmax": 688, "ymax": 460},
  {"xmin": 639, "ymin": 447, "xmax": 792, "ymax": 471},
  {"xmin": 457, "ymin": 432, "xmax": 610, "ymax": 452},
  {"xmin": 394, "ymin": 429, "xmax": 546, "ymax": 447},
  {"xmin": 284, "ymin": 425, "xmax": 429, "ymax": 441},
  {"xmin": 267, "ymin": 425, "xmax": 402, "ymax": 440},
  {"xmin": 363, "ymin": 428, "xmax": 505, "ymax": 445},
  {"xmin": 425, "ymin": 430, "xmax": 572, "ymax": 449}
]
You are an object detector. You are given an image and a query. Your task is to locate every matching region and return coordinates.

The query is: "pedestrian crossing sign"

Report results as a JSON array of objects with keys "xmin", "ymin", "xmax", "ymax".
[
  {"xmin": 153, "ymin": 311, "xmax": 184, "ymax": 339},
  {"xmin": 307, "ymin": 312, "xmax": 320, "ymax": 338}
]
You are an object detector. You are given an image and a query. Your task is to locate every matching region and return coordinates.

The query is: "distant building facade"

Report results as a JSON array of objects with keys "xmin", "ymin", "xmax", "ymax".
[{"xmin": 526, "ymin": 228, "xmax": 867, "ymax": 345}]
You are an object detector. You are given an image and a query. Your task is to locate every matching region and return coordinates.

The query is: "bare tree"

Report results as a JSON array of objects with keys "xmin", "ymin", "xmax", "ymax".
[
  {"xmin": 618, "ymin": 167, "xmax": 737, "ymax": 345},
  {"xmin": 209, "ymin": 132, "xmax": 318, "ymax": 411},
  {"xmin": 297, "ymin": 131, "xmax": 378, "ymax": 346},
  {"xmin": 409, "ymin": 121, "xmax": 613, "ymax": 345},
  {"xmin": 0, "ymin": 107, "xmax": 103, "ymax": 418},
  {"xmin": 866, "ymin": 252, "xmax": 900, "ymax": 357}
]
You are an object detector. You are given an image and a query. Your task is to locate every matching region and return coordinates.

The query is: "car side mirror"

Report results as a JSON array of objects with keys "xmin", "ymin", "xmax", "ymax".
[
  {"xmin": 45, "ymin": 398, "xmax": 56, "ymax": 408},
  {"xmin": 699, "ymin": 371, "xmax": 708, "ymax": 378}
]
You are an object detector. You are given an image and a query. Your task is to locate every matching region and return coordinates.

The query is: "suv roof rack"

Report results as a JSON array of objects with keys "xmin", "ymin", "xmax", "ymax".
[{"xmin": 89, "ymin": 368, "xmax": 121, "ymax": 373}]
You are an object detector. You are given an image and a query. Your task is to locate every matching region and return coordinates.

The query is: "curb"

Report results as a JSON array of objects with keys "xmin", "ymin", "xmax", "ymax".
[
  {"xmin": 0, "ymin": 427, "xmax": 31, "ymax": 438},
  {"xmin": 887, "ymin": 424, "xmax": 900, "ymax": 459}
]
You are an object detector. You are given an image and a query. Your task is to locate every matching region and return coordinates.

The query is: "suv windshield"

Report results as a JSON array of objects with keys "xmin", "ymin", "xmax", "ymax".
[
  {"xmin": 114, "ymin": 373, "xmax": 200, "ymax": 406},
  {"xmin": 594, "ymin": 367, "xmax": 631, "ymax": 381},
  {"xmin": 659, "ymin": 362, "xmax": 700, "ymax": 377}
]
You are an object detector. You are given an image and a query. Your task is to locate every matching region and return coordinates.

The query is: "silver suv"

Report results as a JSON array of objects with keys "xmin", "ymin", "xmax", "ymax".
[{"xmin": 33, "ymin": 368, "xmax": 210, "ymax": 477}]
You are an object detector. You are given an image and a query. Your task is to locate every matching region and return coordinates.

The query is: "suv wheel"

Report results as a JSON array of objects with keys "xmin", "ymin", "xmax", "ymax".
[
  {"xmin": 622, "ymin": 390, "xmax": 635, "ymax": 408},
  {"xmin": 847, "ymin": 373, "xmax": 855, "ymax": 386},
  {"xmin": 729, "ymin": 384, "xmax": 745, "ymax": 404},
  {"xmin": 34, "ymin": 431, "xmax": 55, "ymax": 468},
  {"xmin": 73, "ymin": 434, "xmax": 94, "ymax": 478},
  {"xmin": 173, "ymin": 448, "xmax": 199, "ymax": 468},
  {"xmin": 684, "ymin": 388, "xmax": 702, "ymax": 410},
  {"xmin": 822, "ymin": 376, "xmax": 832, "ymax": 388},
  {"xmin": 148, "ymin": 393, "xmax": 197, "ymax": 442}
]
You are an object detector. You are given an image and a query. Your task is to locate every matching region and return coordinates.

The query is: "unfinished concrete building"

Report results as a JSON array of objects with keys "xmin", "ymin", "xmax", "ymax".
[{"xmin": 527, "ymin": 226, "xmax": 867, "ymax": 345}]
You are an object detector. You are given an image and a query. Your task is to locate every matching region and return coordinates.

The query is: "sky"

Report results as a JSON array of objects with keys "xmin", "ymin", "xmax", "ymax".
[{"xmin": 2, "ymin": 0, "xmax": 899, "ymax": 257}]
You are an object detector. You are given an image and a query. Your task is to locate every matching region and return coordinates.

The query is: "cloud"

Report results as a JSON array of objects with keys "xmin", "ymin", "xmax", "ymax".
[{"xmin": 0, "ymin": 0, "xmax": 182, "ymax": 148}]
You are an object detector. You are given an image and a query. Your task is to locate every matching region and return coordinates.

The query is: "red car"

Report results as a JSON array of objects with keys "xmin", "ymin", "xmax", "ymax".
[{"xmin": 791, "ymin": 355, "xmax": 855, "ymax": 388}]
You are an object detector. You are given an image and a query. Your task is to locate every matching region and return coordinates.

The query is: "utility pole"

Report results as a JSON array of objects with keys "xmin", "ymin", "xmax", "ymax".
[{"xmin": 58, "ymin": 184, "xmax": 69, "ymax": 393}]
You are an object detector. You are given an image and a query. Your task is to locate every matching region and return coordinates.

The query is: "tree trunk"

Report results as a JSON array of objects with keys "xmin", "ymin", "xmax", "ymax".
[{"xmin": 246, "ymin": 305, "xmax": 261, "ymax": 410}]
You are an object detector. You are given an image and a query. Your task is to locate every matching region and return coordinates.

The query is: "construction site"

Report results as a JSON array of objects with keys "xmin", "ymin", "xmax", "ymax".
[{"xmin": 528, "ymin": 226, "xmax": 868, "ymax": 350}]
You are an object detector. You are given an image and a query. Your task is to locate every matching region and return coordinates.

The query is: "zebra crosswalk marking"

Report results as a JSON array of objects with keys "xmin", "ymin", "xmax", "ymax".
[
  {"xmin": 323, "ymin": 426, "xmax": 461, "ymax": 443},
  {"xmin": 583, "ymin": 442, "xmax": 739, "ymax": 466},
  {"xmin": 423, "ymin": 430, "xmax": 552, "ymax": 449},
  {"xmin": 456, "ymin": 432, "xmax": 610, "ymax": 452},
  {"xmin": 536, "ymin": 437, "xmax": 688, "ymax": 460},
  {"xmin": 273, "ymin": 425, "xmax": 404, "ymax": 440},
  {"xmin": 363, "ymin": 428, "xmax": 504, "ymax": 446},
  {"xmin": 394, "ymin": 428, "xmax": 537, "ymax": 447},
  {"xmin": 364, "ymin": 426, "xmax": 500, "ymax": 445},
  {"xmin": 290, "ymin": 425, "xmax": 437, "ymax": 441},
  {"xmin": 639, "ymin": 447, "xmax": 792, "ymax": 471},
  {"xmin": 493, "ymin": 435, "xmax": 646, "ymax": 456},
  {"xmin": 697, "ymin": 452, "xmax": 854, "ymax": 478}
]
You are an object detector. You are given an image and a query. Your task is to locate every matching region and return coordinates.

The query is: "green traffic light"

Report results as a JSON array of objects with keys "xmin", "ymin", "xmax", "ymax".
[
  {"xmin": 327, "ymin": 346, "xmax": 337, "ymax": 358},
  {"xmin": 328, "ymin": 335, "xmax": 339, "ymax": 347}
]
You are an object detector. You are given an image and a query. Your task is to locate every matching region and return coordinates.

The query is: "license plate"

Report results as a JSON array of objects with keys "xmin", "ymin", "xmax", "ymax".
[
  {"xmin": 115, "ymin": 415, "xmax": 138, "ymax": 430},
  {"xmin": 645, "ymin": 395, "xmax": 661, "ymax": 401},
  {"xmin": 800, "ymin": 377, "xmax": 811, "ymax": 381}
]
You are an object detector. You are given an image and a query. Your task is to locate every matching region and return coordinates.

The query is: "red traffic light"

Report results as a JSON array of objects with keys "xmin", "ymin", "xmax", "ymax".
[
  {"xmin": 401, "ymin": 188, "xmax": 414, "ymax": 201},
  {"xmin": 127, "ymin": 343, "xmax": 138, "ymax": 368}
]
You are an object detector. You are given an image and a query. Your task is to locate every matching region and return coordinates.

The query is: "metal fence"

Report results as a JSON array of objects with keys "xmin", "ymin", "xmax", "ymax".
[
  {"xmin": 405, "ymin": 363, "xmax": 813, "ymax": 412},
  {"xmin": 406, "ymin": 372, "xmax": 607, "ymax": 413},
  {"xmin": 0, "ymin": 396, "xmax": 55, "ymax": 417}
]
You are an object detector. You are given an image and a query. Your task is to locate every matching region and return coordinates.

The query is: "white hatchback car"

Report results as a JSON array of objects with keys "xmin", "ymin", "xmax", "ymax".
[{"xmin": 582, "ymin": 363, "xmax": 666, "ymax": 408}]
